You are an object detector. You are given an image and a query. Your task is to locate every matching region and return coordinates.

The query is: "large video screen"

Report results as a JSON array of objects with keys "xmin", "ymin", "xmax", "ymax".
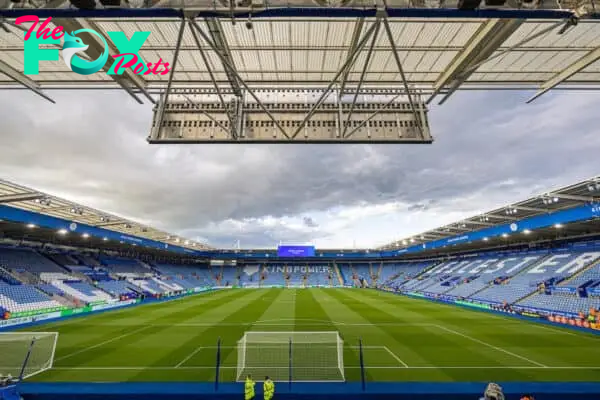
[{"xmin": 277, "ymin": 245, "xmax": 315, "ymax": 257}]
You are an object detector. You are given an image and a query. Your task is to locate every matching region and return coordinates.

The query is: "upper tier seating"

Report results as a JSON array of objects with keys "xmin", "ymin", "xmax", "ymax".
[
  {"xmin": 0, "ymin": 247, "xmax": 65, "ymax": 274},
  {"xmin": 44, "ymin": 253, "xmax": 79, "ymax": 267},
  {"xmin": 154, "ymin": 263, "xmax": 214, "ymax": 286},
  {"xmin": 100, "ymin": 256, "xmax": 150, "ymax": 275}
]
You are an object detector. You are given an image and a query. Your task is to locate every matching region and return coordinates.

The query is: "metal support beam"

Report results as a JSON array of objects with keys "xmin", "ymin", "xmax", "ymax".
[
  {"xmin": 0, "ymin": 59, "xmax": 55, "ymax": 103},
  {"xmin": 188, "ymin": 19, "xmax": 236, "ymax": 139},
  {"xmin": 189, "ymin": 18, "xmax": 290, "ymax": 139},
  {"xmin": 342, "ymin": 18, "xmax": 381, "ymax": 138},
  {"xmin": 181, "ymin": 93, "xmax": 231, "ymax": 135},
  {"xmin": 204, "ymin": 18, "xmax": 242, "ymax": 97},
  {"xmin": 527, "ymin": 47, "xmax": 600, "ymax": 103},
  {"xmin": 429, "ymin": 18, "xmax": 524, "ymax": 105},
  {"xmin": 548, "ymin": 193, "xmax": 595, "ymax": 202},
  {"xmin": 512, "ymin": 205, "xmax": 548, "ymax": 212},
  {"xmin": 150, "ymin": 18, "xmax": 186, "ymax": 142},
  {"xmin": 344, "ymin": 93, "xmax": 402, "ymax": 139},
  {"xmin": 381, "ymin": 15, "xmax": 427, "ymax": 140},
  {"xmin": 464, "ymin": 220, "xmax": 495, "ymax": 227},
  {"xmin": 485, "ymin": 214, "xmax": 518, "ymax": 221},
  {"xmin": 0, "ymin": 193, "xmax": 45, "ymax": 204},
  {"xmin": 339, "ymin": 18, "xmax": 365, "ymax": 96},
  {"xmin": 290, "ymin": 21, "xmax": 379, "ymax": 140}
]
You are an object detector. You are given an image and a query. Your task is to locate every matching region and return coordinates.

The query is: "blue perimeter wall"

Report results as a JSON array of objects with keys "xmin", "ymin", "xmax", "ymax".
[
  {"xmin": 7, "ymin": 288, "xmax": 600, "ymax": 400},
  {"xmin": 17, "ymin": 382, "xmax": 600, "ymax": 400}
]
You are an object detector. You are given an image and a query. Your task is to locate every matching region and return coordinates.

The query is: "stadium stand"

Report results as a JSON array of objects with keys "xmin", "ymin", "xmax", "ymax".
[
  {"xmin": 97, "ymin": 280, "xmax": 141, "ymax": 298},
  {"xmin": 2, "ymin": 239, "xmax": 600, "ymax": 319},
  {"xmin": 0, "ymin": 281, "xmax": 64, "ymax": 314},
  {"xmin": 0, "ymin": 247, "xmax": 66, "ymax": 275},
  {"xmin": 99, "ymin": 255, "xmax": 151, "ymax": 276},
  {"xmin": 50, "ymin": 280, "xmax": 114, "ymax": 304}
]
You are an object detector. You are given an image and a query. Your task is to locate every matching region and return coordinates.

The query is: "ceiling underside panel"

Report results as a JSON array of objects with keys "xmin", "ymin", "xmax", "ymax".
[{"xmin": 1, "ymin": 18, "xmax": 600, "ymax": 88}]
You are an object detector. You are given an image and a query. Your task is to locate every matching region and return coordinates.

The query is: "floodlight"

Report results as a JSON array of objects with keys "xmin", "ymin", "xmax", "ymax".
[
  {"xmin": 501, "ymin": 233, "xmax": 508, "ymax": 238},
  {"xmin": 57, "ymin": 229, "xmax": 68, "ymax": 235},
  {"xmin": 554, "ymin": 223, "xmax": 563, "ymax": 228},
  {"xmin": 26, "ymin": 223, "xmax": 36, "ymax": 228},
  {"xmin": 483, "ymin": 237, "xmax": 489, "ymax": 241},
  {"xmin": 523, "ymin": 229, "xmax": 531, "ymax": 234},
  {"xmin": 553, "ymin": 197, "xmax": 559, "ymax": 203},
  {"xmin": 82, "ymin": 233, "xmax": 90, "ymax": 239},
  {"xmin": 103, "ymin": 237, "xmax": 108, "ymax": 241},
  {"xmin": 410, "ymin": 238, "xmax": 415, "ymax": 243}
]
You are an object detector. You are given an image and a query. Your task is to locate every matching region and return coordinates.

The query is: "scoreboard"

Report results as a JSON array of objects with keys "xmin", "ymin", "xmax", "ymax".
[{"xmin": 277, "ymin": 245, "xmax": 315, "ymax": 257}]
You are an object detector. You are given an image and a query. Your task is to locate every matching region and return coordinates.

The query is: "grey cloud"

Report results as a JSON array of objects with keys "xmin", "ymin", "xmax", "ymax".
[
  {"xmin": 303, "ymin": 216, "xmax": 318, "ymax": 228},
  {"xmin": 1, "ymin": 89, "xmax": 600, "ymax": 247}
]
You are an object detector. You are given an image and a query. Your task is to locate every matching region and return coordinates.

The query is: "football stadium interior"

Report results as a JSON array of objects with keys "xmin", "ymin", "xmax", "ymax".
[
  {"xmin": 2, "ymin": 0, "xmax": 600, "ymax": 400},
  {"xmin": 0, "ymin": 176, "xmax": 599, "ymax": 400}
]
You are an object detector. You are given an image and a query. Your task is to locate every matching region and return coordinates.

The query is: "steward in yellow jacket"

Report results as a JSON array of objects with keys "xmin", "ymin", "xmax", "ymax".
[
  {"xmin": 245, "ymin": 375, "xmax": 255, "ymax": 400},
  {"xmin": 263, "ymin": 376, "xmax": 275, "ymax": 400}
]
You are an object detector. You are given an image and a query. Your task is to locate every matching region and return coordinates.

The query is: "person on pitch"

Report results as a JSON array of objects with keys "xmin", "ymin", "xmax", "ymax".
[
  {"xmin": 245, "ymin": 374, "xmax": 255, "ymax": 400},
  {"xmin": 263, "ymin": 376, "xmax": 275, "ymax": 400}
]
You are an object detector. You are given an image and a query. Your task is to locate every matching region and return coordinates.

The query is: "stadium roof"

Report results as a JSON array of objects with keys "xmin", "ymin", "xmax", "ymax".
[
  {"xmin": 1, "ymin": 1, "xmax": 600, "ymax": 106},
  {"xmin": 380, "ymin": 175, "xmax": 600, "ymax": 252},
  {"xmin": 0, "ymin": 179, "xmax": 213, "ymax": 250}
]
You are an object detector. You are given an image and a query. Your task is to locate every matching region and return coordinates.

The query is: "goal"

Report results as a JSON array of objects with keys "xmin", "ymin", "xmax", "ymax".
[
  {"xmin": 0, "ymin": 332, "xmax": 58, "ymax": 379},
  {"xmin": 236, "ymin": 331, "xmax": 344, "ymax": 382}
]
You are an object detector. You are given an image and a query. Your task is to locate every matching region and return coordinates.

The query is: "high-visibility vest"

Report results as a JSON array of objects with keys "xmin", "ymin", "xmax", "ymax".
[
  {"xmin": 245, "ymin": 378, "xmax": 255, "ymax": 400},
  {"xmin": 264, "ymin": 380, "xmax": 275, "ymax": 399}
]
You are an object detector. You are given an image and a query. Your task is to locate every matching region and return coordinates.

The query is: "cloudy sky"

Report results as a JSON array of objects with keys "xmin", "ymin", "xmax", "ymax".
[{"xmin": 1, "ymin": 88, "xmax": 599, "ymax": 249}]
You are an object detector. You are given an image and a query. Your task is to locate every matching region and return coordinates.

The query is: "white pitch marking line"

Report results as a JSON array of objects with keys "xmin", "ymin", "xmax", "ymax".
[
  {"xmin": 383, "ymin": 346, "xmax": 409, "ymax": 368},
  {"xmin": 433, "ymin": 324, "xmax": 547, "ymax": 368},
  {"xmin": 55, "ymin": 325, "xmax": 153, "ymax": 362},
  {"xmin": 175, "ymin": 346, "xmax": 205, "ymax": 368}
]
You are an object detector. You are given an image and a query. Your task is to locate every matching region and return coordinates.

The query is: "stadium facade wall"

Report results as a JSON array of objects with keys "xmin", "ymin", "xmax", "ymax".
[{"xmin": 16, "ymin": 382, "xmax": 600, "ymax": 400}]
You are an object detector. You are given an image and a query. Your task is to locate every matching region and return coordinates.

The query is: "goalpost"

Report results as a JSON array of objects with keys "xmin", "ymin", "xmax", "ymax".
[
  {"xmin": 0, "ymin": 332, "xmax": 58, "ymax": 380},
  {"xmin": 236, "ymin": 331, "xmax": 344, "ymax": 382}
]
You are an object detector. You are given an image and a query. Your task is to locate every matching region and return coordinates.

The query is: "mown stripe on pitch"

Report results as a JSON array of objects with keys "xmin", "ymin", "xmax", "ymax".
[{"xmin": 54, "ymin": 289, "xmax": 255, "ymax": 369}]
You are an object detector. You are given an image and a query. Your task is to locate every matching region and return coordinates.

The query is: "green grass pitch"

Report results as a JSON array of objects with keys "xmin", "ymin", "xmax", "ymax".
[{"xmin": 19, "ymin": 288, "xmax": 600, "ymax": 383}]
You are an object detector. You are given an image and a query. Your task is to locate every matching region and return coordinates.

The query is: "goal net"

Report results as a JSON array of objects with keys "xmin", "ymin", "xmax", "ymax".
[
  {"xmin": 236, "ymin": 331, "xmax": 344, "ymax": 382},
  {"xmin": 0, "ymin": 332, "xmax": 58, "ymax": 380}
]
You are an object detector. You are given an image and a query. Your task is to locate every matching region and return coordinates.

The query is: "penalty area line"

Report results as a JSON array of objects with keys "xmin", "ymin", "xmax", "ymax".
[
  {"xmin": 383, "ymin": 346, "xmax": 409, "ymax": 368},
  {"xmin": 175, "ymin": 346, "xmax": 205, "ymax": 368},
  {"xmin": 433, "ymin": 324, "xmax": 547, "ymax": 368}
]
